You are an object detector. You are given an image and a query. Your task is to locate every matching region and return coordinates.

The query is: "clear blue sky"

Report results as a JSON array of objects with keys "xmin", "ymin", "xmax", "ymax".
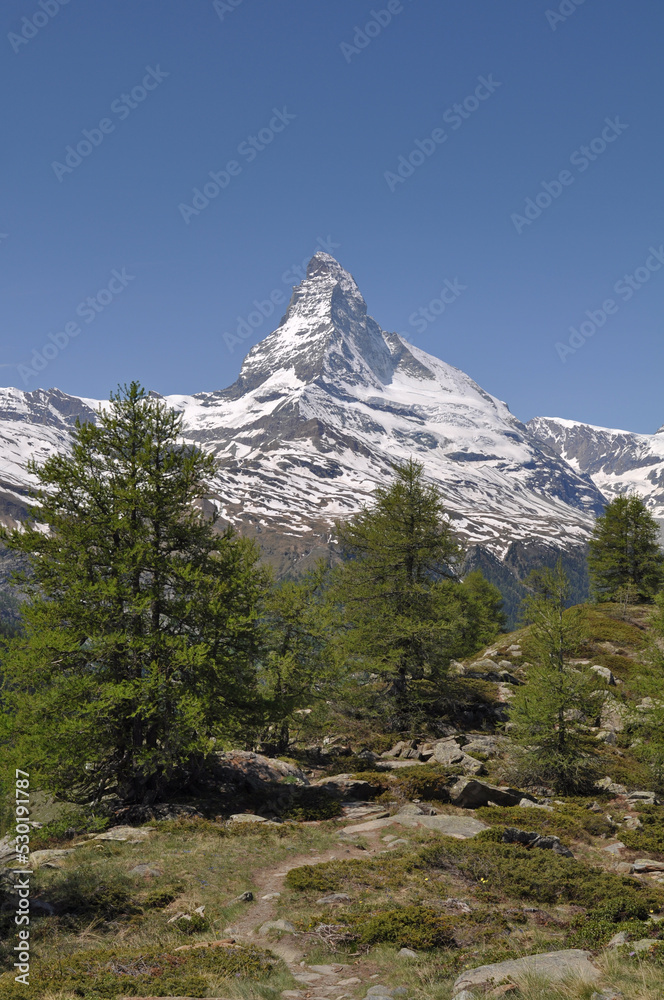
[{"xmin": 1, "ymin": 0, "xmax": 663, "ymax": 432}]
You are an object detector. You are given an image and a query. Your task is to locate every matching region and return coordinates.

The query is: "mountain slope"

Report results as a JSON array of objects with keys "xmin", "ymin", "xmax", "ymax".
[
  {"xmin": 0, "ymin": 255, "xmax": 606, "ymax": 589},
  {"xmin": 528, "ymin": 416, "xmax": 664, "ymax": 522}
]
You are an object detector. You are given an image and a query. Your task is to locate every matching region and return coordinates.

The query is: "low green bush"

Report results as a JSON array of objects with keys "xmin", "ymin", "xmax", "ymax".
[
  {"xmin": 285, "ymin": 854, "xmax": 416, "ymax": 894},
  {"xmin": 42, "ymin": 864, "xmax": 137, "ymax": 921},
  {"xmin": 390, "ymin": 763, "xmax": 457, "ymax": 801},
  {"xmin": 280, "ymin": 789, "xmax": 343, "ymax": 821},
  {"xmin": 353, "ymin": 904, "xmax": 456, "ymax": 950},
  {"xmin": 621, "ymin": 804, "xmax": 664, "ymax": 856},
  {"xmin": 0, "ymin": 943, "xmax": 278, "ymax": 999},
  {"xmin": 476, "ymin": 802, "xmax": 613, "ymax": 842},
  {"xmin": 29, "ymin": 808, "xmax": 109, "ymax": 849}
]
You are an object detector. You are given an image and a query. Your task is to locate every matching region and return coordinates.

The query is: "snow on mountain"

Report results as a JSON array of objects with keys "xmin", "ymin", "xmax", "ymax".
[
  {"xmin": 0, "ymin": 254, "xmax": 606, "ymax": 571},
  {"xmin": 528, "ymin": 415, "xmax": 664, "ymax": 521}
]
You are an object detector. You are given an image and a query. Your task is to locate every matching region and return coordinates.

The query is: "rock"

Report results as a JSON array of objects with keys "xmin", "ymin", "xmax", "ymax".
[
  {"xmin": 453, "ymin": 949, "xmax": 601, "ymax": 993},
  {"xmin": 228, "ymin": 813, "xmax": 277, "ymax": 824},
  {"xmin": 615, "ymin": 862, "xmax": 633, "ymax": 874},
  {"xmin": 316, "ymin": 892, "xmax": 351, "ymax": 904},
  {"xmin": 307, "ymin": 963, "xmax": 350, "ymax": 974},
  {"xmin": 603, "ymin": 842, "xmax": 626, "ymax": 855},
  {"xmin": 502, "ymin": 827, "xmax": 574, "ymax": 857},
  {"xmin": 591, "ymin": 991, "xmax": 624, "ymax": 1000},
  {"xmin": 258, "ymin": 918, "xmax": 296, "ymax": 935},
  {"xmin": 432, "ymin": 742, "xmax": 487, "ymax": 775},
  {"xmin": 590, "ymin": 665, "xmax": 617, "ymax": 685},
  {"xmin": 449, "ymin": 778, "xmax": 522, "ymax": 809},
  {"xmin": 632, "ymin": 859, "xmax": 664, "ymax": 873},
  {"xmin": 519, "ymin": 798, "xmax": 553, "ymax": 811},
  {"xmin": 452, "ymin": 992, "xmax": 478, "ymax": 1000},
  {"xmin": 366, "ymin": 988, "xmax": 407, "ymax": 998},
  {"xmin": 414, "ymin": 815, "xmax": 489, "ymax": 839},
  {"xmin": 313, "ymin": 774, "xmax": 382, "ymax": 798},
  {"xmin": 596, "ymin": 777, "xmax": 628, "ymax": 796},
  {"xmin": 463, "ymin": 735, "xmax": 501, "ymax": 757},
  {"xmin": 600, "ymin": 697, "xmax": 629, "ymax": 732},
  {"xmin": 386, "ymin": 838, "xmax": 410, "ymax": 849},
  {"xmin": 597, "ymin": 730, "xmax": 618, "ymax": 745},
  {"xmin": 607, "ymin": 930, "xmax": 629, "ymax": 947},
  {"xmin": 129, "ymin": 863, "xmax": 163, "ymax": 877},
  {"xmin": 215, "ymin": 749, "xmax": 309, "ymax": 790},
  {"xmin": 398, "ymin": 948, "xmax": 417, "ymax": 958},
  {"xmin": 627, "ymin": 790, "xmax": 659, "ymax": 805},
  {"xmin": 341, "ymin": 817, "xmax": 395, "ymax": 834},
  {"xmin": 29, "ymin": 849, "xmax": 74, "ymax": 867},
  {"xmin": 236, "ymin": 890, "xmax": 254, "ymax": 901},
  {"xmin": 627, "ymin": 938, "xmax": 659, "ymax": 952},
  {"xmin": 261, "ymin": 892, "xmax": 281, "ymax": 900},
  {"xmin": 383, "ymin": 740, "xmax": 413, "ymax": 758},
  {"xmin": 94, "ymin": 825, "xmax": 154, "ymax": 842},
  {"xmin": 396, "ymin": 802, "xmax": 436, "ymax": 816}
]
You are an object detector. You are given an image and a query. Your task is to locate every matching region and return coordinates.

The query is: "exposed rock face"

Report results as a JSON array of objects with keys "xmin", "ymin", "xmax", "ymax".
[
  {"xmin": 449, "ymin": 778, "xmax": 523, "ymax": 809},
  {"xmin": 453, "ymin": 949, "xmax": 600, "ymax": 992}
]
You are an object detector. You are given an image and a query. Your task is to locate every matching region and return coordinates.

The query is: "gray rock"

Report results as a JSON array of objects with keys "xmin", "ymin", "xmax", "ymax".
[
  {"xmin": 398, "ymin": 948, "xmax": 417, "ymax": 958},
  {"xmin": 129, "ymin": 863, "xmax": 162, "ymax": 877},
  {"xmin": 396, "ymin": 802, "xmax": 436, "ymax": 816},
  {"xmin": 607, "ymin": 930, "xmax": 628, "ymax": 947},
  {"xmin": 236, "ymin": 890, "xmax": 254, "ymax": 901},
  {"xmin": 313, "ymin": 774, "xmax": 383, "ymax": 798},
  {"xmin": 341, "ymin": 817, "xmax": 394, "ymax": 834},
  {"xmin": 453, "ymin": 949, "xmax": 601, "ymax": 992},
  {"xmin": 596, "ymin": 777, "xmax": 628, "ymax": 796},
  {"xmin": 316, "ymin": 892, "xmax": 351, "ymax": 904},
  {"xmin": 519, "ymin": 798, "xmax": 553, "ymax": 811},
  {"xmin": 432, "ymin": 742, "xmax": 486, "ymax": 775},
  {"xmin": 627, "ymin": 790, "xmax": 659, "ymax": 805},
  {"xmin": 590, "ymin": 665, "xmax": 617, "ymax": 685},
  {"xmin": 602, "ymin": 841, "xmax": 626, "ymax": 855},
  {"xmin": 93, "ymin": 825, "xmax": 155, "ymax": 842},
  {"xmin": 258, "ymin": 918, "xmax": 296, "ymax": 935},
  {"xmin": 415, "ymin": 815, "xmax": 489, "ymax": 839},
  {"xmin": 628, "ymin": 938, "xmax": 659, "ymax": 952},
  {"xmin": 452, "ymin": 993, "xmax": 478, "ymax": 1000},
  {"xmin": 30, "ymin": 849, "xmax": 75, "ymax": 867},
  {"xmin": 502, "ymin": 827, "xmax": 574, "ymax": 857},
  {"xmin": 632, "ymin": 859, "xmax": 664, "ymax": 873},
  {"xmin": 591, "ymin": 991, "xmax": 624, "ymax": 1000},
  {"xmin": 449, "ymin": 778, "xmax": 522, "ymax": 809}
]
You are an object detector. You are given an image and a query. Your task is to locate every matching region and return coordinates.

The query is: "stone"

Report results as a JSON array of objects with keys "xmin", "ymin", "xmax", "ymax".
[
  {"xmin": 453, "ymin": 992, "xmax": 478, "ymax": 1000},
  {"xmin": 93, "ymin": 825, "xmax": 154, "ymax": 842},
  {"xmin": 590, "ymin": 665, "xmax": 617, "ymax": 685},
  {"xmin": 129, "ymin": 863, "xmax": 162, "ymax": 877},
  {"xmin": 627, "ymin": 790, "xmax": 659, "ymax": 805},
  {"xmin": 502, "ymin": 827, "xmax": 573, "ymax": 857},
  {"xmin": 262, "ymin": 892, "xmax": 281, "ymax": 900},
  {"xmin": 628, "ymin": 938, "xmax": 659, "ymax": 952},
  {"xmin": 463, "ymin": 735, "xmax": 500, "ymax": 757},
  {"xmin": 341, "ymin": 817, "xmax": 395, "ymax": 834},
  {"xmin": 387, "ymin": 838, "xmax": 410, "ymax": 848},
  {"xmin": 398, "ymin": 948, "xmax": 417, "ymax": 958},
  {"xmin": 215, "ymin": 749, "xmax": 309, "ymax": 787},
  {"xmin": 453, "ymin": 949, "xmax": 601, "ymax": 992},
  {"xmin": 591, "ymin": 991, "xmax": 624, "ymax": 1000},
  {"xmin": 432, "ymin": 742, "xmax": 487, "ymax": 775},
  {"xmin": 519, "ymin": 798, "xmax": 553, "ymax": 810},
  {"xmin": 597, "ymin": 730, "xmax": 618, "ymax": 745},
  {"xmin": 596, "ymin": 777, "xmax": 628, "ymax": 796},
  {"xmin": 449, "ymin": 778, "xmax": 522, "ymax": 809},
  {"xmin": 314, "ymin": 774, "xmax": 383, "ymax": 798},
  {"xmin": 228, "ymin": 812, "xmax": 271, "ymax": 823},
  {"xmin": 600, "ymin": 697, "xmax": 629, "ymax": 732},
  {"xmin": 337, "ymin": 977, "xmax": 362, "ymax": 985},
  {"xmin": 316, "ymin": 892, "xmax": 351, "ymax": 904},
  {"xmin": 396, "ymin": 802, "xmax": 436, "ymax": 816},
  {"xmin": 29, "ymin": 848, "xmax": 74, "ymax": 867},
  {"xmin": 632, "ymin": 859, "xmax": 664, "ymax": 873},
  {"xmin": 416, "ymin": 815, "xmax": 489, "ymax": 839},
  {"xmin": 602, "ymin": 842, "xmax": 626, "ymax": 855},
  {"xmin": 607, "ymin": 930, "xmax": 628, "ymax": 947},
  {"xmin": 258, "ymin": 918, "xmax": 296, "ymax": 935},
  {"xmin": 236, "ymin": 890, "xmax": 254, "ymax": 901}
]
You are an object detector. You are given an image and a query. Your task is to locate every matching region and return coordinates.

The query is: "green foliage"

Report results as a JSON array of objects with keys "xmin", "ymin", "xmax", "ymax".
[
  {"xmin": 453, "ymin": 569, "xmax": 507, "ymax": 656},
  {"xmin": 142, "ymin": 887, "xmax": 180, "ymax": 909},
  {"xmin": 588, "ymin": 494, "xmax": 664, "ymax": 603},
  {"xmin": 45, "ymin": 864, "xmax": 137, "ymax": 921},
  {"xmin": 280, "ymin": 789, "xmax": 343, "ymax": 821},
  {"xmin": 421, "ymin": 837, "xmax": 664, "ymax": 916},
  {"xmin": 0, "ymin": 383, "xmax": 270, "ymax": 805},
  {"xmin": 621, "ymin": 804, "xmax": 664, "ymax": 856},
  {"xmin": 0, "ymin": 943, "xmax": 277, "ymax": 999},
  {"xmin": 332, "ymin": 459, "xmax": 468, "ymax": 705},
  {"xmin": 29, "ymin": 808, "xmax": 108, "ymax": 849},
  {"xmin": 352, "ymin": 905, "xmax": 456, "ymax": 949},
  {"xmin": 476, "ymin": 802, "xmax": 614, "ymax": 841},
  {"xmin": 285, "ymin": 854, "xmax": 417, "ymax": 894},
  {"xmin": 389, "ymin": 762, "xmax": 456, "ymax": 801},
  {"xmin": 174, "ymin": 912, "xmax": 210, "ymax": 934},
  {"xmin": 258, "ymin": 562, "xmax": 339, "ymax": 752},
  {"xmin": 508, "ymin": 561, "xmax": 604, "ymax": 793}
]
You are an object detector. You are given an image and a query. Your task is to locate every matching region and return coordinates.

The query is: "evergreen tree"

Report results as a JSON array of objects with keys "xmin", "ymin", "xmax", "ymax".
[
  {"xmin": 588, "ymin": 494, "xmax": 664, "ymax": 604},
  {"xmin": 333, "ymin": 460, "xmax": 502, "ymax": 708},
  {"xmin": 508, "ymin": 560, "xmax": 603, "ymax": 793},
  {"xmin": 0, "ymin": 383, "xmax": 269, "ymax": 805},
  {"xmin": 258, "ymin": 562, "xmax": 337, "ymax": 752}
]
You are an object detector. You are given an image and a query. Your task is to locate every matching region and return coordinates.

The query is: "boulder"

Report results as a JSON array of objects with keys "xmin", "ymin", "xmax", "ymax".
[
  {"xmin": 502, "ymin": 827, "xmax": 573, "ymax": 857},
  {"xmin": 341, "ymin": 817, "xmax": 395, "ymax": 834},
  {"xmin": 30, "ymin": 848, "xmax": 75, "ymax": 867},
  {"xmin": 600, "ymin": 697, "xmax": 629, "ymax": 732},
  {"xmin": 317, "ymin": 892, "xmax": 351, "ymax": 904},
  {"xmin": 94, "ymin": 826, "xmax": 155, "ymax": 843},
  {"xmin": 313, "ymin": 774, "xmax": 382, "ymax": 798},
  {"xmin": 415, "ymin": 815, "xmax": 489, "ymax": 839},
  {"xmin": 214, "ymin": 750, "xmax": 309, "ymax": 791},
  {"xmin": 432, "ymin": 742, "xmax": 487, "ymax": 775},
  {"xmin": 453, "ymin": 949, "xmax": 600, "ymax": 993},
  {"xmin": 590, "ymin": 665, "xmax": 617, "ymax": 685},
  {"xmin": 449, "ymin": 778, "xmax": 522, "ymax": 809},
  {"xmin": 632, "ymin": 859, "xmax": 664, "ymax": 873},
  {"xmin": 627, "ymin": 790, "xmax": 659, "ymax": 805},
  {"xmin": 228, "ymin": 813, "xmax": 275, "ymax": 824},
  {"xmin": 596, "ymin": 777, "xmax": 628, "ymax": 796},
  {"xmin": 258, "ymin": 918, "xmax": 296, "ymax": 935},
  {"xmin": 462, "ymin": 735, "xmax": 501, "ymax": 757}
]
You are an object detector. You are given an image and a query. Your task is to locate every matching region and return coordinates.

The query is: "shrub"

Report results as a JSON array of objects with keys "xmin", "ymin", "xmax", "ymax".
[
  {"xmin": 280, "ymin": 789, "xmax": 343, "ymax": 821},
  {"xmin": 621, "ymin": 804, "xmax": 664, "ymax": 856},
  {"xmin": 285, "ymin": 855, "xmax": 416, "ymax": 894},
  {"xmin": 45, "ymin": 864, "xmax": 137, "ymax": 921},
  {"xmin": 353, "ymin": 905, "xmax": 456, "ymax": 950},
  {"xmin": 29, "ymin": 809, "xmax": 109, "ymax": 850},
  {"xmin": 476, "ymin": 802, "xmax": 613, "ymax": 842},
  {"xmin": 390, "ymin": 763, "xmax": 456, "ymax": 801},
  {"xmin": 174, "ymin": 913, "xmax": 210, "ymax": 934}
]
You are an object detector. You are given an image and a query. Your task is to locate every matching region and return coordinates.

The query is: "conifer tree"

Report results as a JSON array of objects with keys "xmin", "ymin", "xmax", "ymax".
[
  {"xmin": 0, "ymin": 383, "xmax": 269, "ymax": 805},
  {"xmin": 508, "ymin": 560, "xmax": 603, "ymax": 793},
  {"xmin": 333, "ymin": 460, "xmax": 502, "ymax": 707},
  {"xmin": 588, "ymin": 494, "xmax": 664, "ymax": 604}
]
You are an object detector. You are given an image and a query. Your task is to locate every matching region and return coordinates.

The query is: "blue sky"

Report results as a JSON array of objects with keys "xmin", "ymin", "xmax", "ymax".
[{"xmin": 1, "ymin": 0, "xmax": 663, "ymax": 432}]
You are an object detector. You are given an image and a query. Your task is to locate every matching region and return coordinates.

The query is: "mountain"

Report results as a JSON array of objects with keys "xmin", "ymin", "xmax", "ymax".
[
  {"xmin": 527, "ymin": 417, "xmax": 664, "ymax": 525},
  {"xmin": 0, "ymin": 254, "xmax": 608, "ymax": 613}
]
